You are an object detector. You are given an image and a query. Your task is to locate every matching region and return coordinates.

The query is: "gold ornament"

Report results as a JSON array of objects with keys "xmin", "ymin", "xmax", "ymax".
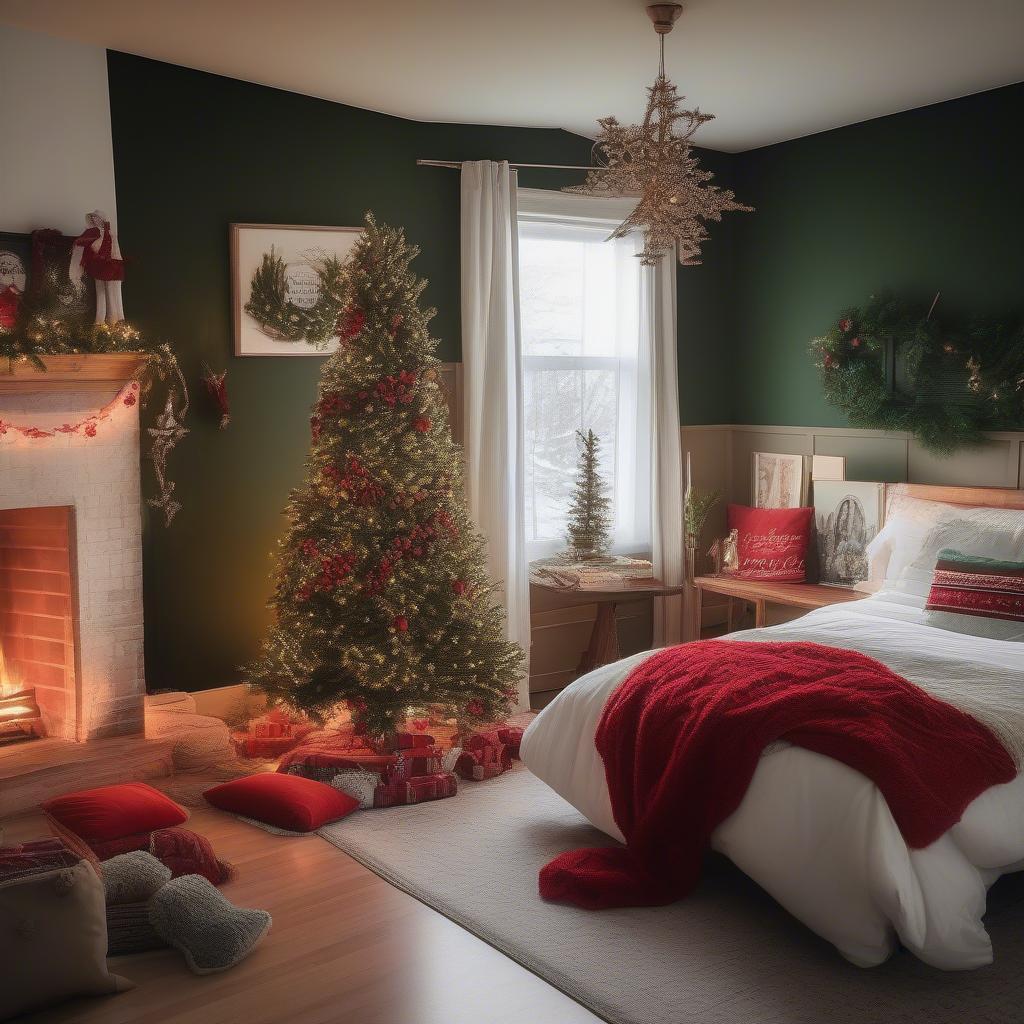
[{"xmin": 564, "ymin": 4, "xmax": 750, "ymax": 265}]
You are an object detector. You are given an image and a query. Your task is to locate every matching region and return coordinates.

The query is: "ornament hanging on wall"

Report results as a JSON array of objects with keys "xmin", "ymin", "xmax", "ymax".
[{"xmin": 202, "ymin": 362, "xmax": 231, "ymax": 429}]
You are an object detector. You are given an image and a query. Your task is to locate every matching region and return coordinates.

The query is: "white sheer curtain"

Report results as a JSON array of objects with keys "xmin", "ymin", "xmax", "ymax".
[
  {"xmin": 460, "ymin": 161, "xmax": 531, "ymax": 708},
  {"xmin": 645, "ymin": 248, "xmax": 684, "ymax": 646}
]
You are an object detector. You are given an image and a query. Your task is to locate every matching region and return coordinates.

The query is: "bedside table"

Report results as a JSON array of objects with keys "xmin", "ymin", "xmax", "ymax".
[{"xmin": 693, "ymin": 574, "xmax": 868, "ymax": 632}]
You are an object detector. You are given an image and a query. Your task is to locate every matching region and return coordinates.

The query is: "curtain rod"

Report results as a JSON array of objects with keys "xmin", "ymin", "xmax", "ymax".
[{"xmin": 417, "ymin": 159, "xmax": 602, "ymax": 172}]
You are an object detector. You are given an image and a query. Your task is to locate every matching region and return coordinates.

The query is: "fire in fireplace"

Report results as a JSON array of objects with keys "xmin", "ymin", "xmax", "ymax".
[{"xmin": 0, "ymin": 506, "xmax": 78, "ymax": 743}]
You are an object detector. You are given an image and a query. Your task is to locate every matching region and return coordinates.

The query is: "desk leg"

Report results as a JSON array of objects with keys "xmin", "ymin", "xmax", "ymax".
[
  {"xmin": 754, "ymin": 599, "xmax": 767, "ymax": 628},
  {"xmin": 725, "ymin": 597, "xmax": 734, "ymax": 634},
  {"xmin": 577, "ymin": 602, "xmax": 620, "ymax": 675}
]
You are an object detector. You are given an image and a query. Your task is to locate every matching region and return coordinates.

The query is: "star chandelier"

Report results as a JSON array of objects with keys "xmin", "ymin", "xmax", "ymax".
[{"xmin": 565, "ymin": 3, "xmax": 752, "ymax": 265}]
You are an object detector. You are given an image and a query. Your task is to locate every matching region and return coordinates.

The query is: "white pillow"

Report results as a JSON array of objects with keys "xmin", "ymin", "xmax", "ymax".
[
  {"xmin": 869, "ymin": 496, "xmax": 1024, "ymax": 605},
  {"xmin": 902, "ymin": 511, "xmax": 1024, "ymax": 599}
]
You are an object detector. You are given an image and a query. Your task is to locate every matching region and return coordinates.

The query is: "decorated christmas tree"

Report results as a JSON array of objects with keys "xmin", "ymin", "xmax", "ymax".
[
  {"xmin": 248, "ymin": 214, "xmax": 524, "ymax": 741},
  {"xmin": 565, "ymin": 429, "xmax": 613, "ymax": 560}
]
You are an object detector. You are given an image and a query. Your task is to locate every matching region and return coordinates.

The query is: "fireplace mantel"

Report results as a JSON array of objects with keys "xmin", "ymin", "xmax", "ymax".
[{"xmin": 0, "ymin": 353, "xmax": 150, "ymax": 394}]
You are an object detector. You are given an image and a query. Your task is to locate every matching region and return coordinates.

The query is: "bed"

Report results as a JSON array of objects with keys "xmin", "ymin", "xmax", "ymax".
[{"xmin": 522, "ymin": 484, "xmax": 1024, "ymax": 971}]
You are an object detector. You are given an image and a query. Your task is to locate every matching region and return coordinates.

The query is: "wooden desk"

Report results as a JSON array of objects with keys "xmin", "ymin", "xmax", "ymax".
[
  {"xmin": 694, "ymin": 574, "xmax": 868, "ymax": 632},
  {"xmin": 531, "ymin": 572, "xmax": 683, "ymax": 674}
]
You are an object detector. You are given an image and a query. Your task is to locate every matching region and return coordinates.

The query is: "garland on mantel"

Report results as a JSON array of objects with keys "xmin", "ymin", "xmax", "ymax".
[
  {"xmin": 811, "ymin": 292, "xmax": 1024, "ymax": 454},
  {"xmin": 1, "ymin": 289, "xmax": 189, "ymax": 526},
  {"xmin": 0, "ymin": 379, "xmax": 139, "ymax": 439}
]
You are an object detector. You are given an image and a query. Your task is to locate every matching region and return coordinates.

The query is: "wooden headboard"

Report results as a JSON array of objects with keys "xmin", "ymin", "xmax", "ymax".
[{"xmin": 885, "ymin": 483, "xmax": 1024, "ymax": 514}]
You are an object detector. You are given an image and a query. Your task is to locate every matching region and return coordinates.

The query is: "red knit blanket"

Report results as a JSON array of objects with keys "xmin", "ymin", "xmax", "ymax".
[{"xmin": 540, "ymin": 640, "xmax": 1015, "ymax": 910}]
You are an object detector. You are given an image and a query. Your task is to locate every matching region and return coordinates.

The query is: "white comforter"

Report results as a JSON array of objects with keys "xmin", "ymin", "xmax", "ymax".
[{"xmin": 521, "ymin": 594, "xmax": 1024, "ymax": 970}]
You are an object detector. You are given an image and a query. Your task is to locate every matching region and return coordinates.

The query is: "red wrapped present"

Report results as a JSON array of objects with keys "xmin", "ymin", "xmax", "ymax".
[
  {"xmin": 496, "ymin": 726, "xmax": 524, "ymax": 760},
  {"xmin": 454, "ymin": 731, "xmax": 512, "ymax": 782},
  {"xmin": 373, "ymin": 771, "xmax": 457, "ymax": 808},
  {"xmin": 396, "ymin": 731, "xmax": 436, "ymax": 749}
]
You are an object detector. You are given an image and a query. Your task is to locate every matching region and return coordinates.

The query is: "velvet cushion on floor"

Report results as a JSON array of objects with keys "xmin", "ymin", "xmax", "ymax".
[
  {"xmin": 203, "ymin": 772, "xmax": 359, "ymax": 832},
  {"xmin": 43, "ymin": 782, "xmax": 188, "ymax": 846}
]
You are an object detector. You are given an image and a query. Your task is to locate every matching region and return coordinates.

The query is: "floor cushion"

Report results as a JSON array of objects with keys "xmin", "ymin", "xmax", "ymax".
[
  {"xmin": 43, "ymin": 782, "xmax": 188, "ymax": 847},
  {"xmin": 107, "ymin": 900, "xmax": 167, "ymax": 956},
  {"xmin": 149, "ymin": 874, "xmax": 271, "ymax": 974},
  {"xmin": 204, "ymin": 772, "xmax": 359, "ymax": 832},
  {"xmin": 101, "ymin": 850, "xmax": 172, "ymax": 905},
  {"xmin": 0, "ymin": 861, "xmax": 133, "ymax": 1019},
  {"xmin": 149, "ymin": 827, "xmax": 233, "ymax": 885}
]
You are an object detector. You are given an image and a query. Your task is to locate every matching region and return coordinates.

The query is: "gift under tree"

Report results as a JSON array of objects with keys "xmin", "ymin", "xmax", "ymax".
[{"xmin": 248, "ymin": 214, "xmax": 524, "ymax": 744}]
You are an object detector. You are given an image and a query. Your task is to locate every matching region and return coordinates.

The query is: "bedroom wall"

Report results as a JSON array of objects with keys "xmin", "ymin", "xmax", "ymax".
[
  {"xmin": 0, "ymin": 26, "xmax": 118, "ymax": 233},
  {"xmin": 106, "ymin": 52, "xmax": 738, "ymax": 692},
  {"xmin": 729, "ymin": 82, "xmax": 1024, "ymax": 430}
]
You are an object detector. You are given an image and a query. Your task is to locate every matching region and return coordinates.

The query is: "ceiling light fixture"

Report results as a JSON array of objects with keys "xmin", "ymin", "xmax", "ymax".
[{"xmin": 564, "ymin": 3, "xmax": 752, "ymax": 265}]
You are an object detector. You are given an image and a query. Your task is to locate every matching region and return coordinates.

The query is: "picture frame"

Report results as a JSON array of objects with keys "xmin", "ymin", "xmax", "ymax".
[
  {"xmin": 752, "ymin": 451, "xmax": 807, "ymax": 509},
  {"xmin": 811, "ymin": 454, "xmax": 846, "ymax": 482},
  {"xmin": 230, "ymin": 223, "xmax": 363, "ymax": 356},
  {"xmin": 0, "ymin": 232, "xmax": 31, "ymax": 330},
  {"xmin": 813, "ymin": 480, "xmax": 885, "ymax": 588}
]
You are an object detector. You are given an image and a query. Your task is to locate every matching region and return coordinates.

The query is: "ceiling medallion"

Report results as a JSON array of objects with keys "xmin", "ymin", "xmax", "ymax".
[{"xmin": 565, "ymin": 3, "xmax": 752, "ymax": 266}]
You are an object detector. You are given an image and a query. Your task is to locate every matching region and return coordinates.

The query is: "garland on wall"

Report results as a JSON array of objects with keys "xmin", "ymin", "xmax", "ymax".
[{"xmin": 811, "ymin": 292, "xmax": 1024, "ymax": 454}]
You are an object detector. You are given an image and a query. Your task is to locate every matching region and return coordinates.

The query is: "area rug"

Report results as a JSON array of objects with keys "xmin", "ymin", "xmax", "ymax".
[{"xmin": 319, "ymin": 765, "xmax": 1024, "ymax": 1024}]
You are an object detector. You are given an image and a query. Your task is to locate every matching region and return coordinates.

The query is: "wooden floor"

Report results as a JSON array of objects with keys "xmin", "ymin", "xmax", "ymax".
[{"xmin": 3, "ymin": 806, "xmax": 600, "ymax": 1024}]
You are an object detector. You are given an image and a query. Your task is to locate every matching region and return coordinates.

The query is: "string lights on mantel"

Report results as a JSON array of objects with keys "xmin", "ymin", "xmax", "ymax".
[
  {"xmin": 564, "ymin": 3, "xmax": 752, "ymax": 265},
  {"xmin": 416, "ymin": 4, "xmax": 751, "ymax": 266}
]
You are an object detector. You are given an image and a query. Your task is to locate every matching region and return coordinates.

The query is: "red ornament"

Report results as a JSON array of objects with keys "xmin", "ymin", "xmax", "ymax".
[
  {"xmin": 201, "ymin": 362, "xmax": 230, "ymax": 429},
  {"xmin": 84, "ymin": 423, "xmax": 97, "ymax": 437},
  {"xmin": 839, "ymin": 318, "xmax": 853, "ymax": 333},
  {"xmin": 823, "ymin": 354, "xmax": 836, "ymax": 369},
  {"xmin": 338, "ymin": 305, "xmax": 366, "ymax": 342},
  {"xmin": 452, "ymin": 579, "xmax": 467, "ymax": 595},
  {"xmin": 123, "ymin": 391, "xmax": 137, "ymax": 408},
  {"xmin": 413, "ymin": 417, "xmax": 432, "ymax": 433},
  {"xmin": 394, "ymin": 616, "xmax": 409, "ymax": 632},
  {"xmin": 465, "ymin": 699, "xmax": 487, "ymax": 718},
  {"xmin": 850, "ymin": 337, "xmax": 861, "ymax": 348}
]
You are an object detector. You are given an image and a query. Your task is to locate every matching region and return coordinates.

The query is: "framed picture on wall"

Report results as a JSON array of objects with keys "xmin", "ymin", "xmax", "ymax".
[
  {"xmin": 752, "ymin": 451, "xmax": 807, "ymax": 509},
  {"xmin": 813, "ymin": 480, "xmax": 885, "ymax": 588},
  {"xmin": 231, "ymin": 223, "xmax": 363, "ymax": 356},
  {"xmin": 0, "ymin": 233, "xmax": 30, "ymax": 330}
]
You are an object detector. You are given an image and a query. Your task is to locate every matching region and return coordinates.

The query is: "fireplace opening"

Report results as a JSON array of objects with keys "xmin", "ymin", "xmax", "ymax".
[{"xmin": 0, "ymin": 506, "xmax": 79, "ymax": 743}]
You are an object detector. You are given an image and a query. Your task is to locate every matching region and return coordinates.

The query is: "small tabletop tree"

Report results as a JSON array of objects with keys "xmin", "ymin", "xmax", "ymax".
[
  {"xmin": 247, "ymin": 214, "xmax": 524, "ymax": 742},
  {"xmin": 565, "ymin": 429, "xmax": 613, "ymax": 561}
]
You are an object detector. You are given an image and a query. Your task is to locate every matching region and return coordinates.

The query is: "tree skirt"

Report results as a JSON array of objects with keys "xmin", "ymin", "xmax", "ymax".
[{"xmin": 318, "ymin": 766, "xmax": 1024, "ymax": 1024}]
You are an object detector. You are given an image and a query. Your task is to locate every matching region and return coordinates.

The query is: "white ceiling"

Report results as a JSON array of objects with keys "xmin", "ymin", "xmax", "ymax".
[{"xmin": 2, "ymin": 0, "xmax": 1023, "ymax": 153}]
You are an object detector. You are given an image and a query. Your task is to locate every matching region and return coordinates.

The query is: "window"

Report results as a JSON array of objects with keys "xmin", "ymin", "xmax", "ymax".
[{"xmin": 518, "ymin": 206, "xmax": 652, "ymax": 561}]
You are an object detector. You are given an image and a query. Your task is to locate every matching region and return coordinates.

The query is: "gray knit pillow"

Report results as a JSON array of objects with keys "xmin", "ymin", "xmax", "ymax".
[
  {"xmin": 101, "ymin": 851, "xmax": 172, "ymax": 905},
  {"xmin": 106, "ymin": 901, "xmax": 166, "ymax": 955},
  {"xmin": 149, "ymin": 874, "xmax": 271, "ymax": 974}
]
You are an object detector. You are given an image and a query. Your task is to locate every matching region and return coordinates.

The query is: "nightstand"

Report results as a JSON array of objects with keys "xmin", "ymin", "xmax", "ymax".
[{"xmin": 693, "ymin": 574, "xmax": 868, "ymax": 632}]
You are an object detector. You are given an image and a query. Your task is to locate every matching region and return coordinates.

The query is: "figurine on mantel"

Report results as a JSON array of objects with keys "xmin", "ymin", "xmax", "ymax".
[{"xmin": 69, "ymin": 210, "xmax": 125, "ymax": 324}]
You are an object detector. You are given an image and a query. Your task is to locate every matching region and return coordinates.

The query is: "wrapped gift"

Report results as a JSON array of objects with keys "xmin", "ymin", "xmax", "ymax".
[
  {"xmin": 496, "ymin": 726, "xmax": 524, "ymax": 760},
  {"xmin": 454, "ymin": 731, "xmax": 512, "ymax": 782},
  {"xmin": 373, "ymin": 771, "xmax": 457, "ymax": 808},
  {"xmin": 396, "ymin": 732, "xmax": 436, "ymax": 749}
]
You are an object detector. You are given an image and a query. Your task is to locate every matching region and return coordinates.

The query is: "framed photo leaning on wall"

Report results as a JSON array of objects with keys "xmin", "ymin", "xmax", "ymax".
[
  {"xmin": 752, "ymin": 451, "xmax": 807, "ymax": 509},
  {"xmin": 230, "ymin": 223, "xmax": 362, "ymax": 356},
  {"xmin": 813, "ymin": 480, "xmax": 885, "ymax": 588}
]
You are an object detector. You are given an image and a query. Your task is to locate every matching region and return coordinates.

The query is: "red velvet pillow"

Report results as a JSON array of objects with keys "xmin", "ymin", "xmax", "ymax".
[
  {"xmin": 42, "ymin": 782, "xmax": 188, "ymax": 845},
  {"xmin": 203, "ymin": 772, "xmax": 359, "ymax": 832},
  {"xmin": 727, "ymin": 504, "xmax": 814, "ymax": 582}
]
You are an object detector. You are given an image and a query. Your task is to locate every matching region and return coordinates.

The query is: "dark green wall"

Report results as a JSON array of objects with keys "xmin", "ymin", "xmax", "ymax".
[
  {"xmin": 731, "ymin": 82, "xmax": 1024, "ymax": 426},
  {"xmin": 107, "ymin": 52, "xmax": 734, "ymax": 692}
]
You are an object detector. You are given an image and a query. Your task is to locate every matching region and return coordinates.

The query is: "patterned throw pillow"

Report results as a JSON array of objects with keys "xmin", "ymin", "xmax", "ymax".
[
  {"xmin": 926, "ymin": 549, "xmax": 1024, "ymax": 622},
  {"xmin": 727, "ymin": 504, "xmax": 814, "ymax": 582}
]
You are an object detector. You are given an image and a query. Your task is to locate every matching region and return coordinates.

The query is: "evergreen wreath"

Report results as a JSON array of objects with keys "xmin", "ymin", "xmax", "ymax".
[
  {"xmin": 811, "ymin": 292, "xmax": 1024, "ymax": 454},
  {"xmin": 244, "ymin": 247, "xmax": 348, "ymax": 347}
]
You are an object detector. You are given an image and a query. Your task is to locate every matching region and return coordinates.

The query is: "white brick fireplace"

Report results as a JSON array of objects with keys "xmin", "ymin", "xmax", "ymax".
[{"xmin": 0, "ymin": 358, "xmax": 147, "ymax": 741}]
